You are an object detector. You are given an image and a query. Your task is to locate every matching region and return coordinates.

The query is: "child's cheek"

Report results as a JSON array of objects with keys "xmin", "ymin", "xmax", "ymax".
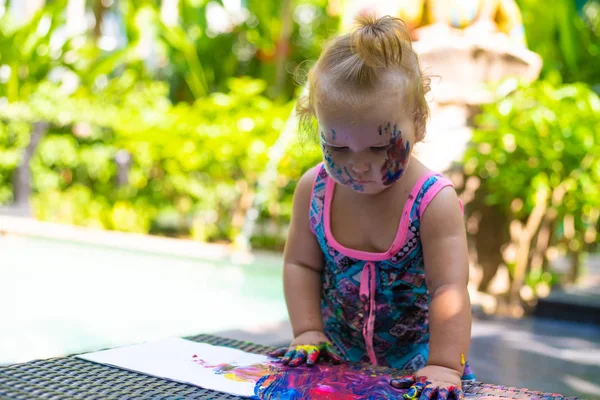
[
  {"xmin": 321, "ymin": 144, "xmax": 366, "ymax": 192},
  {"xmin": 321, "ymin": 145, "xmax": 349, "ymax": 183},
  {"xmin": 380, "ymin": 136, "xmax": 411, "ymax": 186}
]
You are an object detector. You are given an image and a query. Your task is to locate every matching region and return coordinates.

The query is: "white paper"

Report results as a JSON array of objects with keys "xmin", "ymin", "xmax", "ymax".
[{"xmin": 76, "ymin": 337, "xmax": 271, "ymax": 397}]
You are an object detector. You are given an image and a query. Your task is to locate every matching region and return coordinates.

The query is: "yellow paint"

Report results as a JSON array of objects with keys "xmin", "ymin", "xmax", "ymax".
[
  {"xmin": 295, "ymin": 345, "xmax": 320, "ymax": 353},
  {"xmin": 461, "ymin": 353, "xmax": 466, "ymax": 366}
]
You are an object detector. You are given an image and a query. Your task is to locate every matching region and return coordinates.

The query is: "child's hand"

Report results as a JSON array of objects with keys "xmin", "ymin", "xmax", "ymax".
[
  {"xmin": 390, "ymin": 366, "xmax": 463, "ymax": 399},
  {"xmin": 267, "ymin": 330, "xmax": 342, "ymax": 367}
]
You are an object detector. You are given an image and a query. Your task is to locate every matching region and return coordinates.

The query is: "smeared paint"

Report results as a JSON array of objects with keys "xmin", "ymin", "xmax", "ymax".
[
  {"xmin": 331, "ymin": 128, "xmax": 337, "ymax": 140},
  {"xmin": 194, "ymin": 358, "xmax": 277, "ymax": 384},
  {"xmin": 256, "ymin": 362, "xmax": 407, "ymax": 399},
  {"xmin": 380, "ymin": 122, "xmax": 410, "ymax": 186},
  {"xmin": 319, "ymin": 130, "xmax": 365, "ymax": 192},
  {"xmin": 461, "ymin": 353, "xmax": 466, "ymax": 366},
  {"xmin": 195, "ymin": 356, "xmax": 568, "ymax": 400},
  {"xmin": 196, "ymin": 358, "xmax": 406, "ymax": 399}
]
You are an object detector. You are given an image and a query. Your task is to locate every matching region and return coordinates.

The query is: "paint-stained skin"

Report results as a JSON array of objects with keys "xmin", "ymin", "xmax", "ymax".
[
  {"xmin": 320, "ymin": 129, "xmax": 366, "ymax": 192},
  {"xmin": 319, "ymin": 122, "xmax": 410, "ymax": 193},
  {"xmin": 268, "ymin": 342, "xmax": 341, "ymax": 367},
  {"xmin": 379, "ymin": 122, "xmax": 410, "ymax": 186}
]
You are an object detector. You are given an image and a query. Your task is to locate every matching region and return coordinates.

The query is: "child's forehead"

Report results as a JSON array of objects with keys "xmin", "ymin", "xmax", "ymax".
[{"xmin": 316, "ymin": 99, "xmax": 409, "ymax": 127}]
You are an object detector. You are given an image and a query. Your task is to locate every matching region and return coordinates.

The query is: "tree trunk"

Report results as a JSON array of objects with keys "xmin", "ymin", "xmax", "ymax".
[
  {"xmin": 273, "ymin": 0, "xmax": 295, "ymax": 97},
  {"xmin": 471, "ymin": 198, "xmax": 510, "ymax": 293},
  {"xmin": 568, "ymin": 250, "xmax": 581, "ymax": 284},
  {"xmin": 93, "ymin": 0, "xmax": 107, "ymax": 38}
]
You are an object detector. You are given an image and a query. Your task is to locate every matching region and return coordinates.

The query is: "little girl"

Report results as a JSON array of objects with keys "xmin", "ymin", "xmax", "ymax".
[{"xmin": 270, "ymin": 15, "xmax": 473, "ymax": 400}]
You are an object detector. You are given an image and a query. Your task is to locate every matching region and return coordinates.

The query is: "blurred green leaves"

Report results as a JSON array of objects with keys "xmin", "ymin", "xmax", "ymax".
[
  {"xmin": 518, "ymin": 0, "xmax": 600, "ymax": 85},
  {"xmin": 463, "ymin": 78, "xmax": 600, "ymax": 288},
  {"xmin": 0, "ymin": 77, "xmax": 293, "ymax": 239}
]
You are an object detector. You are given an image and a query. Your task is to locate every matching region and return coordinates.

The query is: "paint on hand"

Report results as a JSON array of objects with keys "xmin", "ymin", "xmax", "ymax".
[
  {"xmin": 461, "ymin": 353, "xmax": 466, "ymax": 366},
  {"xmin": 305, "ymin": 346, "xmax": 320, "ymax": 366},
  {"xmin": 288, "ymin": 347, "xmax": 308, "ymax": 367},
  {"xmin": 390, "ymin": 374, "xmax": 415, "ymax": 389},
  {"xmin": 449, "ymin": 385, "xmax": 464, "ymax": 400},
  {"xmin": 282, "ymin": 348, "xmax": 296, "ymax": 365},
  {"xmin": 419, "ymin": 384, "xmax": 436, "ymax": 400},
  {"xmin": 403, "ymin": 376, "xmax": 430, "ymax": 400},
  {"xmin": 437, "ymin": 387, "xmax": 450, "ymax": 400}
]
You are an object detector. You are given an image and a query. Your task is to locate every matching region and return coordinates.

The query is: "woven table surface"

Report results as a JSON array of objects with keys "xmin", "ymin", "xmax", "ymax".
[{"xmin": 0, "ymin": 334, "xmax": 579, "ymax": 399}]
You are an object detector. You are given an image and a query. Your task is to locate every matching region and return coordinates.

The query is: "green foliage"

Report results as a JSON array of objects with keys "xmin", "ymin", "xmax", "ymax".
[
  {"xmin": 0, "ymin": 0, "xmax": 71, "ymax": 102},
  {"xmin": 0, "ymin": 0, "xmax": 336, "ymax": 246},
  {"xmin": 251, "ymin": 137, "xmax": 322, "ymax": 250},
  {"xmin": 0, "ymin": 121, "xmax": 30, "ymax": 203},
  {"xmin": 0, "ymin": 77, "xmax": 293, "ymax": 240},
  {"xmin": 517, "ymin": 0, "xmax": 600, "ymax": 85},
  {"xmin": 464, "ymin": 78, "xmax": 600, "ymax": 282}
]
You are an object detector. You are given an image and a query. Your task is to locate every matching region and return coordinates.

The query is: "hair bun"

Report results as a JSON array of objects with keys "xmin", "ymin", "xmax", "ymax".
[{"xmin": 350, "ymin": 14, "xmax": 411, "ymax": 69}]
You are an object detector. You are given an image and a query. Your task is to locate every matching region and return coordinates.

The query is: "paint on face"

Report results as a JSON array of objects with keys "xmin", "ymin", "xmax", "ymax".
[
  {"xmin": 319, "ymin": 121, "xmax": 411, "ymax": 192},
  {"xmin": 379, "ymin": 122, "xmax": 410, "ymax": 186},
  {"xmin": 320, "ymin": 130, "xmax": 366, "ymax": 192}
]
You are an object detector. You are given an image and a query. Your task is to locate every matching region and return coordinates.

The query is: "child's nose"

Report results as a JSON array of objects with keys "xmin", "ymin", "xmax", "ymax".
[{"xmin": 351, "ymin": 160, "xmax": 370, "ymax": 174}]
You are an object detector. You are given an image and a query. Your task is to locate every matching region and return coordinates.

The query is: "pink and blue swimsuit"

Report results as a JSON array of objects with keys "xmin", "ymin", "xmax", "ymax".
[{"xmin": 309, "ymin": 163, "xmax": 474, "ymax": 379}]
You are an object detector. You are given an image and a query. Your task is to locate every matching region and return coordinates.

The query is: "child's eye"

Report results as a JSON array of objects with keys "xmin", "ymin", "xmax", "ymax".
[
  {"xmin": 370, "ymin": 145, "xmax": 390, "ymax": 152},
  {"xmin": 328, "ymin": 146, "xmax": 349, "ymax": 152}
]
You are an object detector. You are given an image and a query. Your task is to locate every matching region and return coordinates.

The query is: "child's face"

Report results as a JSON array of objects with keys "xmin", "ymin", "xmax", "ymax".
[{"xmin": 316, "ymin": 99, "xmax": 416, "ymax": 194}]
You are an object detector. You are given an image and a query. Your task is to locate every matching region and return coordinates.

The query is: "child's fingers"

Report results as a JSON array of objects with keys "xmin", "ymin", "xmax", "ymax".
[
  {"xmin": 288, "ymin": 347, "xmax": 308, "ymax": 367},
  {"xmin": 281, "ymin": 348, "xmax": 296, "ymax": 365},
  {"xmin": 436, "ymin": 387, "xmax": 450, "ymax": 400},
  {"xmin": 305, "ymin": 347, "xmax": 320, "ymax": 367},
  {"xmin": 390, "ymin": 374, "xmax": 415, "ymax": 389},
  {"xmin": 449, "ymin": 385, "xmax": 464, "ymax": 400},
  {"xmin": 267, "ymin": 347, "xmax": 288, "ymax": 358},
  {"xmin": 322, "ymin": 343, "xmax": 342, "ymax": 363},
  {"xmin": 403, "ymin": 379, "xmax": 429, "ymax": 400},
  {"xmin": 418, "ymin": 384, "xmax": 437, "ymax": 400}
]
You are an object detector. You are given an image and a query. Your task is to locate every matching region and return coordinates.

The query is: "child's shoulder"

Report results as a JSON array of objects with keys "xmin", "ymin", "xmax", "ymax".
[
  {"xmin": 416, "ymin": 172, "xmax": 461, "ymax": 221},
  {"xmin": 404, "ymin": 159, "xmax": 461, "ymax": 219},
  {"xmin": 292, "ymin": 163, "xmax": 323, "ymax": 205}
]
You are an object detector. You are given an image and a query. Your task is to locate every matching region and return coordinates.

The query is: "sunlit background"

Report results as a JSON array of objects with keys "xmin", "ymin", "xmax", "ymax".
[{"xmin": 0, "ymin": 0, "xmax": 599, "ymax": 398}]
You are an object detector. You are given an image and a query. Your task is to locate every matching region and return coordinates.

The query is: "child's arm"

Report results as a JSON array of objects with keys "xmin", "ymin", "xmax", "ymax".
[
  {"xmin": 284, "ymin": 167, "xmax": 324, "ymax": 337},
  {"xmin": 420, "ymin": 186, "xmax": 472, "ymax": 376},
  {"xmin": 269, "ymin": 167, "xmax": 340, "ymax": 366}
]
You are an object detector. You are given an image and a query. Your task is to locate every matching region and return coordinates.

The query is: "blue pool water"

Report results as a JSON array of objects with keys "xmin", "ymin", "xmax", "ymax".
[{"xmin": 0, "ymin": 234, "xmax": 288, "ymax": 365}]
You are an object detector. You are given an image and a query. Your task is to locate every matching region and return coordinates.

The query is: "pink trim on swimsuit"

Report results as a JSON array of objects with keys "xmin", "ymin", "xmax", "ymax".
[
  {"xmin": 360, "ymin": 261, "xmax": 378, "ymax": 365},
  {"xmin": 309, "ymin": 162, "xmax": 324, "ymax": 235},
  {"xmin": 323, "ymin": 171, "xmax": 438, "ymax": 261},
  {"xmin": 418, "ymin": 177, "xmax": 462, "ymax": 218}
]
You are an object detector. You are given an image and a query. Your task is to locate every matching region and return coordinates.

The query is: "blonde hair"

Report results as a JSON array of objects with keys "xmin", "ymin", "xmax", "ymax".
[{"xmin": 297, "ymin": 14, "xmax": 431, "ymax": 141}]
